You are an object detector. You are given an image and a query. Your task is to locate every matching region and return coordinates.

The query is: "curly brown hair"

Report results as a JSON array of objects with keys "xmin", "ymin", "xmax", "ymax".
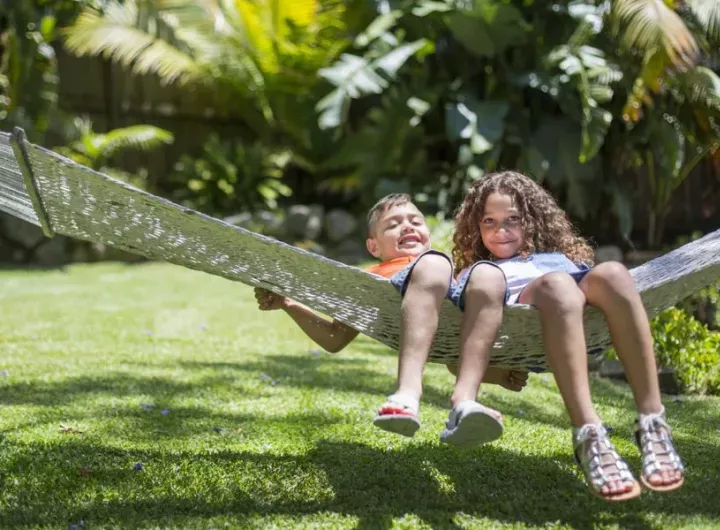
[{"xmin": 451, "ymin": 171, "xmax": 594, "ymax": 270}]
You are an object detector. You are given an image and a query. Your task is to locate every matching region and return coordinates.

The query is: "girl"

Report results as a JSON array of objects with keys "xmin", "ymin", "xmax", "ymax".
[{"xmin": 450, "ymin": 171, "xmax": 685, "ymax": 502}]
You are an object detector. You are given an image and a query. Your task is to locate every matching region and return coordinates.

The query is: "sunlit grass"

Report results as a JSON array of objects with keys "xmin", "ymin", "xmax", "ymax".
[{"xmin": 0, "ymin": 262, "xmax": 718, "ymax": 529}]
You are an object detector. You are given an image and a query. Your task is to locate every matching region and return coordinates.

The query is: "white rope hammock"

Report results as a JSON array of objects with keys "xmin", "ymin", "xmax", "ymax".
[{"xmin": 1, "ymin": 128, "xmax": 719, "ymax": 371}]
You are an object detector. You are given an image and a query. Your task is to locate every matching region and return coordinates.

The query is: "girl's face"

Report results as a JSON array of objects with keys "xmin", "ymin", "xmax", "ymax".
[{"xmin": 479, "ymin": 192, "xmax": 525, "ymax": 259}]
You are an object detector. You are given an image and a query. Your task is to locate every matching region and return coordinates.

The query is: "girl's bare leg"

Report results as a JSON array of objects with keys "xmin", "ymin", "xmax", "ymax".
[
  {"xmin": 519, "ymin": 273, "xmax": 634, "ymax": 497},
  {"xmin": 450, "ymin": 264, "xmax": 507, "ymax": 407},
  {"xmin": 518, "ymin": 273, "xmax": 599, "ymax": 426},
  {"xmin": 580, "ymin": 262, "xmax": 682, "ymax": 488}
]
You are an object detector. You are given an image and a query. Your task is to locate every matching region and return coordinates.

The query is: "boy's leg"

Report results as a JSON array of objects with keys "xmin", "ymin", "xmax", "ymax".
[
  {"xmin": 395, "ymin": 253, "xmax": 453, "ymax": 398},
  {"xmin": 519, "ymin": 272, "xmax": 638, "ymax": 499},
  {"xmin": 579, "ymin": 262, "xmax": 683, "ymax": 490},
  {"xmin": 374, "ymin": 252, "xmax": 452, "ymax": 436}
]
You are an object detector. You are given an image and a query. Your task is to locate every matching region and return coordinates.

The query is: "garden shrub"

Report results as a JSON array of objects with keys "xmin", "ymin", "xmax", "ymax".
[
  {"xmin": 651, "ymin": 307, "xmax": 720, "ymax": 395},
  {"xmin": 608, "ymin": 307, "xmax": 720, "ymax": 395},
  {"xmin": 644, "ymin": 308, "xmax": 720, "ymax": 395},
  {"xmin": 668, "ymin": 232, "xmax": 719, "ymax": 330}
]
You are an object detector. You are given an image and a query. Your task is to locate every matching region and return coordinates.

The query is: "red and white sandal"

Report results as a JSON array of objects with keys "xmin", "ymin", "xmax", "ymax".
[{"xmin": 372, "ymin": 393, "xmax": 421, "ymax": 437}]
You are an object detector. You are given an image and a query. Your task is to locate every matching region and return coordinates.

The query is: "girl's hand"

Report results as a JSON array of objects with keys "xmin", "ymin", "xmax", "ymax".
[{"xmin": 254, "ymin": 287, "xmax": 286, "ymax": 311}]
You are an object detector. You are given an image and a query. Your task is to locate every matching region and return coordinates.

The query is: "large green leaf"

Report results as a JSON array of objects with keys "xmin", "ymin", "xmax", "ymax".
[
  {"xmin": 675, "ymin": 66, "xmax": 720, "ymax": 112},
  {"xmin": 99, "ymin": 125, "xmax": 175, "ymax": 159},
  {"xmin": 316, "ymin": 40, "xmax": 428, "ymax": 129},
  {"xmin": 543, "ymin": 43, "xmax": 618, "ymax": 162},
  {"xmin": 412, "ymin": 0, "xmax": 453, "ymax": 17},
  {"xmin": 447, "ymin": 0, "xmax": 526, "ymax": 58},
  {"xmin": 445, "ymin": 97, "xmax": 509, "ymax": 154},
  {"xmin": 526, "ymin": 118, "xmax": 601, "ymax": 218},
  {"xmin": 354, "ymin": 10, "xmax": 403, "ymax": 46}
]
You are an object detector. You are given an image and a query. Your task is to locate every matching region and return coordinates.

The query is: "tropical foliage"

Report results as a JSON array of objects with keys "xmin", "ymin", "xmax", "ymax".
[
  {"xmin": 169, "ymin": 134, "xmax": 292, "ymax": 215},
  {"xmin": 54, "ymin": 117, "xmax": 174, "ymax": 187},
  {"xmin": 0, "ymin": 0, "xmax": 90, "ymax": 142},
  {"xmin": 14, "ymin": 0, "xmax": 720, "ymax": 248}
]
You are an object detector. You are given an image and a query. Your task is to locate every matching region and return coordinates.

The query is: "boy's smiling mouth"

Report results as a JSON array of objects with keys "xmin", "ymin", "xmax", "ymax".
[{"xmin": 398, "ymin": 234, "xmax": 423, "ymax": 246}]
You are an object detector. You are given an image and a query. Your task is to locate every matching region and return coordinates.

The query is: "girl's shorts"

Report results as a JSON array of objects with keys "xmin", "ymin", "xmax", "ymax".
[
  {"xmin": 449, "ymin": 260, "xmax": 591, "ymax": 310},
  {"xmin": 389, "ymin": 250, "xmax": 455, "ymax": 299},
  {"xmin": 390, "ymin": 254, "xmax": 603, "ymax": 373}
]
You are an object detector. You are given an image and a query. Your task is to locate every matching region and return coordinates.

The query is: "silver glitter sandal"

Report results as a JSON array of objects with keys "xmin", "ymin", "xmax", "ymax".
[
  {"xmin": 634, "ymin": 408, "xmax": 685, "ymax": 492},
  {"xmin": 573, "ymin": 424, "xmax": 641, "ymax": 502}
]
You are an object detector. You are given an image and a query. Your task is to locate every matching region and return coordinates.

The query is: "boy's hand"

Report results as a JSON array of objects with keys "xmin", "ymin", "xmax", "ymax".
[{"xmin": 254, "ymin": 287, "xmax": 286, "ymax": 311}]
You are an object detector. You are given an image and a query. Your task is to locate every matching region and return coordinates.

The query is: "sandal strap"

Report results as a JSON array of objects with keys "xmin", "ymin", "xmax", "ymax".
[
  {"xmin": 636, "ymin": 408, "xmax": 685, "ymax": 476},
  {"xmin": 381, "ymin": 393, "xmax": 420, "ymax": 415},
  {"xmin": 573, "ymin": 424, "xmax": 636, "ymax": 491}
]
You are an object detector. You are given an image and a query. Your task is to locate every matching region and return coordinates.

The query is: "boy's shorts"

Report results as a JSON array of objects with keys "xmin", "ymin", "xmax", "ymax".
[{"xmin": 389, "ymin": 250, "xmax": 455, "ymax": 298}]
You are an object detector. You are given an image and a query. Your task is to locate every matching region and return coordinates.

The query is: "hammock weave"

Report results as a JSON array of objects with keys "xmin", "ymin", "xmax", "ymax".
[{"xmin": 1, "ymin": 128, "xmax": 719, "ymax": 371}]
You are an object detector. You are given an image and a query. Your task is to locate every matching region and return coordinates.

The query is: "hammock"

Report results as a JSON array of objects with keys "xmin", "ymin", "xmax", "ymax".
[{"xmin": 1, "ymin": 127, "xmax": 719, "ymax": 371}]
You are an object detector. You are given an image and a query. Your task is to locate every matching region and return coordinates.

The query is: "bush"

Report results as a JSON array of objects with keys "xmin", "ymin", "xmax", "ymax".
[
  {"xmin": 169, "ymin": 135, "xmax": 292, "ymax": 217},
  {"xmin": 677, "ymin": 281, "xmax": 720, "ymax": 330},
  {"xmin": 426, "ymin": 215, "xmax": 455, "ymax": 257},
  {"xmin": 667, "ymin": 232, "xmax": 719, "ymax": 330},
  {"xmin": 650, "ymin": 307, "xmax": 720, "ymax": 395}
]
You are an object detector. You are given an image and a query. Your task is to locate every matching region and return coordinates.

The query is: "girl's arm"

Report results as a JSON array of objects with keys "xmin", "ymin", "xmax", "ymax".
[{"xmin": 255, "ymin": 288, "xmax": 359, "ymax": 353}]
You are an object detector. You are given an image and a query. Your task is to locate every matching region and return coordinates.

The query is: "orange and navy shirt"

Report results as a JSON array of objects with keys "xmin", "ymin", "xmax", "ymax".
[{"xmin": 364, "ymin": 256, "xmax": 415, "ymax": 279}]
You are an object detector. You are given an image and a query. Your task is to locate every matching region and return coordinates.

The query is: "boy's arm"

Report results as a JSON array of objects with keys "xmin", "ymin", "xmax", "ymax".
[
  {"xmin": 282, "ymin": 299, "xmax": 359, "ymax": 353},
  {"xmin": 255, "ymin": 288, "xmax": 358, "ymax": 353}
]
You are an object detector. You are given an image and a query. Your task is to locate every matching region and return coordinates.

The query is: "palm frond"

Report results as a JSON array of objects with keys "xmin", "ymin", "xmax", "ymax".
[
  {"xmin": 621, "ymin": 47, "xmax": 667, "ymax": 124},
  {"xmin": 98, "ymin": 125, "xmax": 174, "ymax": 159},
  {"xmin": 63, "ymin": 1, "xmax": 205, "ymax": 84},
  {"xmin": 612, "ymin": 0, "xmax": 698, "ymax": 69},
  {"xmin": 232, "ymin": 0, "xmax": 280, "ymax": 74},
  {"xmin": 274, "ymin": 0, "xmax": 318, "ymax": 36},
  {"xmin": 675, "ymin": 66, "xmax": 720, "ymax": 111},
  {"xmin": 686, "ymin": 0, "xmax": 720, "ymax": 45}
]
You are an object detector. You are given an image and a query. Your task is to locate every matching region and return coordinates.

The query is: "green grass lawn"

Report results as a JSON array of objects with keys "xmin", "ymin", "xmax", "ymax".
[{"xmin": 1, "ymin": 262, "xmax": 719, "ymax": 529}]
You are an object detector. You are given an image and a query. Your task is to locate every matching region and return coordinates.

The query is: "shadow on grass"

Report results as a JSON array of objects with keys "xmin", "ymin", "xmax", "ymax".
[
  {"xmin": 182, "ymin": 354, "xmax": 459, "ymax": 411},
  {"xmin": 1, "ymin": 435, "xmax": 718, "ymax": 530},
  {"xmin": 0, "ymin": 354, "xmax": 718, "ymax": 529},
  {"xmin": 0, "ymin": 373, "xmax": 248, "ymax": 408}
]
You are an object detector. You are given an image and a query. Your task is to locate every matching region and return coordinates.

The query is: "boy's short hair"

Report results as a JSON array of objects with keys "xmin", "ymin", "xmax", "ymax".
[{"xmin": 367, "ymin": 193, "xmax": 413, "ymax": 236}]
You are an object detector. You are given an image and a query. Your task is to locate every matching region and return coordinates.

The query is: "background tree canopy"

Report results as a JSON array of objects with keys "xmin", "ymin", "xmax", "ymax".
[{"xmin": 2, "ymin": 0, "xmax": 720, "ymax": 248}]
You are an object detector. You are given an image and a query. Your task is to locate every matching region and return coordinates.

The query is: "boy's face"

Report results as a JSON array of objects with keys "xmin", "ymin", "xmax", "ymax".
[{"xmin": 366, "ymin": 202, "xmax": 431, "ymax": 261}]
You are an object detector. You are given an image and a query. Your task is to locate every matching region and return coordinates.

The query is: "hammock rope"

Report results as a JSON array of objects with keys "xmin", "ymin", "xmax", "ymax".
[{"xmin": 1, "ymin": 127, "xmax": 719, "ymax": 371}]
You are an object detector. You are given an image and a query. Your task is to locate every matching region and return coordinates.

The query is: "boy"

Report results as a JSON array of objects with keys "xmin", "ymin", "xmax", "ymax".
[{"xmin": 255, "ymin": 194, "xmax": 527, "ymax": 443}]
